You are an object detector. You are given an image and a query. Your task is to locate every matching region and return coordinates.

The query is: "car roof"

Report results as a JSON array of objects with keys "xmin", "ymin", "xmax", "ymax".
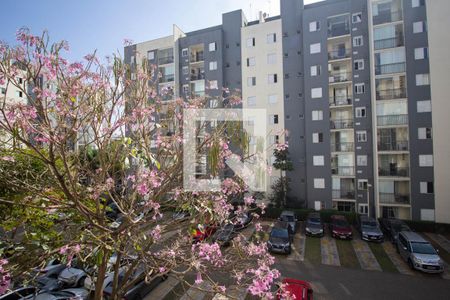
[
  {"xmin": 274, "ymin": 221, "xmax": 290, "ymax": 229},
  {"xmin": 360, "ymin": 215, "xmax": 376, "ymax": 222},
  {"xmin": 400, "ymin": 231, "xmax": 427, "ymax": 242},
  {"xmin": 281, "ymin": 210, "xmax": 295, "ymax": 216},
  {"xmin": 307, "ymin": 212, "xmax": 321, "ymax": 218},
  {"xmin": 331, "ymin": 214, "xmax": 346, "ymax": 220}
]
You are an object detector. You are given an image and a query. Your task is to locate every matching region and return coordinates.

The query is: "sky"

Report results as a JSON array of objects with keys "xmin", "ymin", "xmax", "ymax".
[{"xmin": 0, "ymin": 0, "xmax": 322, "ymax": 62}]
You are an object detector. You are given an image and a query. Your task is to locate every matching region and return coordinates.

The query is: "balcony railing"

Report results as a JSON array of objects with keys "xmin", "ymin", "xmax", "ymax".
[
  {"xmin": 378, "ymin": 167, "xmax": 409, "ymax": 177},
  {"xmin": 374, "ymin": 35, "xmax": 404, "ymax": 50},
  {"xmin": 378, "ymin": 140, "xmax": 409, "ymax": 151},
  {"xmin": 375, "ymin": 62, "xmax": 406, "ymax": 75},
  {"xmin": 331, "ymin": 119, "xmax": 354, "ymax": 129},
  {"xmin": 329, "ymin": 96, "xmax": 352, "ymax": 107},
  {"xmin": 328, "ymin": 49, "xmax": 351, "ymax": 60},
  {"xmin": 379, "ymin": 193, "xmax": 410, "ymax": 205},
  {"xmin": 373, "ymin": 10, "xmax": 403, "ymax": 26},
  {"xmin": 190, "ymin": 52, "xmax": 204, "ymax": 63},
  {"xmin": 332, "ymin": 166, "xmax": 355, "ymax": 176},
  {"xmin": 331, "ymin": 142, "xmax": 354, "ymax": 152},
  {"xmin": 158, "ymin": 56, "xmax": 174, "ymax": 65},
  {"xmin": 376, "ymin": 88, "xmax": 407, "ymax": 100},
  {"xmin": 328, "ymin": 23, "xmax": 350, "ymax": 38},
  {"xmin": 159, "ymin": 74, "xmax": 175, "ymax": 83},
  {"xmin": 332, "ymin": 189, "xmax": 356, "ymax": 199},
  {"xmin": 329, "ymin": 72, "xmax": 351, "ymax": 83},
  {"xmin": 190, "ymin": 74, "xmax": 205, "ymax": 81},
  {"xmin": 377, "ymin": 114, "xmax": 408, "ymax": 126}
]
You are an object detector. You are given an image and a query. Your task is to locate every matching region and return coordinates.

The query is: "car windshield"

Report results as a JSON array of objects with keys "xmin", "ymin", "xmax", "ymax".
[
  {"xmin": 362, "ymin": 221, "xmax": 378, "ymax": 228},
  {"xmin": 392, "ymin": 223, "xmax": 409, "ymax": 232},
  {"xmin": 281, "ymin": 215, "xmax": 295, "ymax": 222},
  {"xmin": 333, "ymin": 219, "xmax": 348, "ymax": 227},
  {"xmin": 307, "ymin": 218, "xmax": 321, "ymax": 225},
  {"xmin": 411, "ymin": 242, "xmax": 437, "ymax": 255},
  {"xmin": 271, "ymin": 228, "xmax": 289, "ymax": 239}
]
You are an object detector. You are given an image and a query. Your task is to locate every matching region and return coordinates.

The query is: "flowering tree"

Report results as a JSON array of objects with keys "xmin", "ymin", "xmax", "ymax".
[{"xmin": 0, "ymin": 29, "xmax": 284, "ymax": 299}]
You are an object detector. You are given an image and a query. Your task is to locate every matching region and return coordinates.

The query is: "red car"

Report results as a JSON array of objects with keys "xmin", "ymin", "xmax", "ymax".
[
  {"xmin": 330, "ymin": 215, "xmax": 353, "ymax": 240},
  {"xmin": 277, "ymin": 278, "xmax": 313, "ymax": 300}
]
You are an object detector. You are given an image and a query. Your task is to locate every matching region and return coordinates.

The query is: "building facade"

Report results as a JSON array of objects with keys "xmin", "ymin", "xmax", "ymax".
[{"xmin": 125, "ymin": 0, "xmax": 450, "ymax": 223}]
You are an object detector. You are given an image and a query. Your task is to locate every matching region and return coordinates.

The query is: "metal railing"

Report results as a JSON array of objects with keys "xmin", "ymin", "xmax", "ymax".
[
  {"xmin": 332, "ymin": 166, "xmax": 355, "ymax": 176},
  {"xmin": 374, "ymin": 35, "xmax": 404, "ymax": 50},
  {"xmin": 190, "ymin": 52, "xmax": 204, "ymax": 63},
  {"xmin": 378, "ymin": 140, "xmax": 409, "ymax": 151},
  {"xmin": 190, "ymin": 74, "xmax": 205, "ymax": 81},
  {"xmin": 379, "ymin": 193, "xmax": 410, "ymax": 205},
  {"xmin": 331, "ymin": 142, "xmax": 354, "ymax": 152},
  {"xmin": 159, "ymin": 74, "xmax": 175, "ymax": 83},
  {"xmin": 328, "ymin": 23, "xmax": 350, "ymax": 38},
  {"xmin": 377, "ymin": 114, "xmax": 408, "ymax": 126},
  {"xmin": 375, "ymin": 62, "xmax": 406, "ymax": 75},
  {"xmin": 329, "ymin": 96, "xmax": 352, "ymax": 106},
  {"xmin": 376, "ymin": 88, "xmax": 407, "ymax": 100},
  {"xmin": 331, "ymin": 119, "xmax": 354, "ymax": 129},
  {"xmin": 158, "ymin": 56, "xmax": 174, "ymax": 65},
  {"xmin": 328, "ymin": 49, "xmax": 351, "ymax": 60},
  {"xmin": 378, "ymin": 167, "xmax": 409, "ymax": 177},
  {"xmin": 373, "ymin": 10, "xmax": 403, "ymax": 26},
  {"xmin": 329, "ymin": 72, "xmax": 351, "ymax": 83},
  {"xmin": 332, "ymin": 189, "xmax": 356, "ymax": 199}
]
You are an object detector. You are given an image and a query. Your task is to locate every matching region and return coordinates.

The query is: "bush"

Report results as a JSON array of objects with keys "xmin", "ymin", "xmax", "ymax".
[
  {"xmin": 404, "ymin": 220, "xmax": 450, "ymax": 234},
  {"xmin": 261, "ymin": 207, "xmax": 358, "ymax": 224}
]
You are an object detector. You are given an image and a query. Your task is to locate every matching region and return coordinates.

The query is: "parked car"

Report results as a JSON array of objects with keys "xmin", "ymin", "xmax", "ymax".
[
  {"xmin": 357, "ymin": 216, "xmax": 384, "ymax": 242},
  {"xmin": 27, "ymin": 288, "xmax": 89, "ymax": 300},
  {"xmin": 278, "ymin": 211, "xmax": 298, "ymax": 234},
  {"xmin": 233, "ymin": 212, "xmax": 253, "ymax": 231},
  {"xmin": 397, "ymin": 231, "xmax": 444, "ymax": 274},
  {"xmin": 267, "ymin": 223, "xmax": 292, "ymax": 255},
  {"xmin": 380, "ymin": 218, "xmax": 411, "ymax": 245},
  {"xmin": 212, "ymin": 223, "xmax": 235, "ymax": 247},
  {"xmin": 103, "ymin": 267, "xmax": 166, "ymax": 300},
  {"xmin": 0, "ymin": 287, "xmax": 37, "ymax": 300},
  {"xmin": 277, "ymin": 278, "xmax": 313, "ymax": 300},
  {"xmin": 35, "ymin": 260, "xmax": 67, "ymax": 290},
  {"xmin": 329, "ymin": 215, "xmax": 353, "ymax": 240},
  {"xmin": 304, "ymin": 213, "xmax": 324, "ymax": 237}
]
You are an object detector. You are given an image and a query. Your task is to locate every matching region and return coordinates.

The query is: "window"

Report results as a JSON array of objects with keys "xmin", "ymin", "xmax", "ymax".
[
  {"xmin": 358, "ymin": 204, "xmax": 369, "ymax": 215},
  {"xmin": 421, "ymin": 209, "xmax": 435, "ymax": 222},
  {"xmin": 147, "ymin": 51, "xmax": 155, "ymax": 60},
  {"xmin": 247, "ymin": 77, "xmax": 256, "ymax": 86},
  {"xmin": 310, "ymin": 43, "xmax": 321, "ymax": 54},
  {"xmin": 312, "ymin": 132, "xmax": 323, "ymax": 143},
  {"xmin": 182, "ymin": 48, "xmax": 188, "ymax": 57},
  {"xmin": 419, "ymin": 154, "xmax": 433, "ymax": 167},
  {"xmin": 270, "ymin": 114, "xmax": 279, "ymax": 124},
  {"xmin": 182, "ymin": 84, "xmax": 189, "ymax": 94},
  {"xmin": 268, "ymin": 94, "xmax": 278, "ymax": 104},
  {"xmin": 412, "ymin": 0, "xmax": 425, "ymax": 7},
  {"xmin": 247, "ymin": 96, "xmax": 256, "ymax": 107},
  {"xmin": 209, "ymin": 80, "xmax": 218, "ymax": 90},
  {"xmin": 314, "ymin": 178, "xmax": 325, "ymax": 189},
  {"xmin": 208, "ymin": 42, "xmax": 217, "ymax": 52},
  {"xmin": 413, "ymin": 21, "xmax": 426, "ymax": 33},
  {"xmin": 246, "ymin": 37, "xmax": 256, "ymax": 47},
  {"xmin": 309, "ymin": 21, "xmax": 320, "ymax": 32},
  {"xmin": 130, "ymin": 73, "xmax": 136, "ymax": 80},
  {"xmin": 268, "ymin": 74, "xmax": 278, "ymax": 84},
  {"xmin": 310, "ymin": 65, "xmax": 321, "ymax": 76},
  {"xmin": 355, "ymin": 107, "xmax": 366, "ymax": 118},
  {"xmin": 417, "ymin": 100, "xmax": 432, "ymax": 113},
  {"xmin": 418, "ymin": 127, "xmax": 432, "ymax": 139},
  {"xmin": 354, "ymin": 59, "xmax": 364, "ymax": 70},
  {"xmin": 420, "ymin": 181, "xmax": 434, "ymax": 194},
  {"xmin": 355, "ymin": 83, "xmax": 365, "ymax": 94},
  {"xmin": 353, "ymin": 36, "xmax": 363, "ymax": 47},
  {"xmin": 358, "ymin": 179, "xmax": 368, "ymax": 190},
  {"xmin": 357, "ymin": 155, "xmax": 368, "ymax": 166},
  {"xmin": 247, "ymin": 57, "xmax": 256, "ymax": 67},
  {"xmin": 414, "ymin": 47, "xmax": 428, "ymax": 60},
  {"xmin": 352, "ymin": 12, "xmax": 362, "ymax": 23},
  {"xmin": 356, "ymin": 131, "xmax": 367, "ymax": 142},
  {"xmin": 313, "ymin": 156, "xmax": 325, "ymax": 166},
  {"xmin": 267, "ymin": 33, "xmax": 276, "ymax": 43},
  {"xmin": 312, "ymin": 110, "xmax": 323, "ymax": 121},
  {"xmin": 209, "ymin": 61, "xmax": 218, "ymax": 71},
  {"xmin": 311, "ymin": 87, "xmax": 322, "ymax": 98},
  {"xmin": 269, "ymin": 135, "xmax": 279, "ymax": 145},
  {"xmin": 182, "ymin": 66, "xmax": 189, "ymax": 75},
  {"xmin": 416, "ymin": 74, "xmax": 430, "ymax": 86},
  {"xmin": 209, "ymin": 99, "xmax": 219, "ymax": 108},
  {"xmin": 267, "ymin": 53, "xmax": 277, "ymax": 64}
]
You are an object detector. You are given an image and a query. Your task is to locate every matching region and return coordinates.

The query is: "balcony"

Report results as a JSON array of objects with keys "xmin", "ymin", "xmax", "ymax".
[
  {"xmin": 190, "ymin": 73, "xmax": 205, "ymax": 81},
  {"xmin": 332, "ymin": 188, "xmax": 355, "ymax": 199},
  {"xmin": 330, "ymin": 97, "xmax": 352, "ymax": 107},
  {"xmin": 378, "ymin": 167, "xmax": 409, "ymax": 177},
  {"xmin": 329, "ymin": 71, "xmax": 351, "ymax": 83},
  {"xmin": 328, "ymin": 23, "xmax": 350, "ymax": 38},
  {"xmin": 331, "ymin": 119, "xmax": 354, "ymax": 130},
  {"xmin": 379, "ymin": 193, "xmax": 410, "ymax": 205},
  {"xmin": 158, "ymin": 56, "xmax": 174, "ymax": 65},
  {"xmin": 377, "ymin": 114, "xmax": 408, "ymax": 126},
  {"xmin": 190, "ymin": 52, "xmax": 204, "ymax": 63},
  {"xmin": 328, "ymin": 49, "xmax": 351, "ymax": 61},
  {"xmin": 375, "ymin": 62, "xmax": 406, "ymax": 75},
  {"xmin": 331, "ymin": 142, "xmax": 354, "ymax": 152},
  {"xmin": 376, "ymin": 88, "xmax": 406, "ymax": 100},
  {"xmin": 332, "ymin": 166, "xmax": 355, "ymax": 176},
  {"xmin": 373, "ymin": 10, "xmax": 403, "ymax": 26},
  {"xmin": 378, "ymin": 140, "xmax": 408, "ymax": 152},
  {"xmin": 159, "ymin": 74, "xmax": 175, "ymax": 83},
  {"xmin": 374, "ymin": 36, "xmax": 404, "ymax": 50}
]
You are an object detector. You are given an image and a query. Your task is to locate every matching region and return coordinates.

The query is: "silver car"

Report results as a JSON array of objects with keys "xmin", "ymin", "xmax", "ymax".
[
  {"xmin": 397, "ymin": 231, "xmax": 444, "ymax": 273},
  {"xmin": 358, "ymin": 216, "xmax": 384, "ymax": 242}
]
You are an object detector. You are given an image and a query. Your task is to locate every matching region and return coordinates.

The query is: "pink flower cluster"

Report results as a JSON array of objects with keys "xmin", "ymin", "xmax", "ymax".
[
  {"xmin": 221, "ymin": 178, "xmax": 242, "ymax": 196},
  {"xmin": 0, "ymin": 258, "xmax": 11, "ymax": 295},
  {"xmin": 192, "ymin": 242, "xmax": 225, "ymax": 267},
  {"xmin": 246, "ymin": 264, "xmax": 281, "ymax": 299},
  {"xmin": 275, "ymin": 143, "xmax": 289, "ymax": 152},
  {"xmin": 59, "ymin": 244, "xmax": 81, "ymax": 266}
]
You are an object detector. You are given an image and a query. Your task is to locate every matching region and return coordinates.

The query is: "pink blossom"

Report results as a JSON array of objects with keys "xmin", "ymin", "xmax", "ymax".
[
  {"xmin": 255, "ymin": 223, "xmax": 263, "ymax": 232},
  {"xmin": 195, "ymin": 272, "xmax": 203, "ymax": 285},
  {"xmin": 136, "ymin": 183, "xmax": 149, "ymax": 196},
  {"xmin": 59, "ymin": 245, "xmax": 70, "ymax": 254},
  {"xmin": 150, "ymin": 225, "xmax": 161, "ymax": 241},
  {"xmin": 1, "ymin": 156, "xmax": 15, "ymax": 162},
  {"xmin": 159, "ymin": 267, "xmax": 166, "ymax": 273},
  {"xmin": 244, "ymin": 195, "xmax": 255, "ymax": 206},
  {"xmin": 0, "ymin": 258, "xmax": 11, "ymax": 295}
]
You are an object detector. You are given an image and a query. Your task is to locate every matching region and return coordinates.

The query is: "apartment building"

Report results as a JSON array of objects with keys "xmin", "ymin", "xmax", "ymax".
[{"xmin": 124, "ymin": 0, "xmax": 450, "ymax": 223}]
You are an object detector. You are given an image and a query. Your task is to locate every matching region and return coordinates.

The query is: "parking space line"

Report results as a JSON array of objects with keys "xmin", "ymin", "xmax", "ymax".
[
  {"xmin": 321, "ymin": 236, "xmax": 341, "ymax": 266},
  {"xmin": 338, "ymin": 282, "xmax": 352, "ymax": 296},
  {"xmin": 352, "ymin": 239, "xmax": 382, "ymax": 271},
  {"xmin": 381, "ymin": 242, "xmax": 415, "ymax": 276}
]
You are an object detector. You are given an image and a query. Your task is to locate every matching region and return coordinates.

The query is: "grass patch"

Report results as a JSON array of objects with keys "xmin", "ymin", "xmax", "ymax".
[
  {"xmin": 305, "ymin": 236, "xmax": 321, "ymax": 264},
  {"xmin": 335, "ymin": 239, "xmax": 360, "ymax": 269},
  {"xmin": 368, "ymin": 243, "xmax": 398, "ymax": 273}
]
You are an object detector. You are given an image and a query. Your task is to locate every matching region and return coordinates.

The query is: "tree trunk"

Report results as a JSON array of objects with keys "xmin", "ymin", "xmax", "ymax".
[{"xmin": 94, "ymin": 249, "xmax": 109, "ymax": 300}]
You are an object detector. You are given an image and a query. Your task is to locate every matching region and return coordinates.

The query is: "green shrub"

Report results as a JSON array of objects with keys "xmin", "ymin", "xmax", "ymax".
[
  {"xmin": 404, "ymin": 220, "xmax": 450, "ymax": 234},
  {"xmin": 261, "ymin": 207, "xmax": 358, "ymax": 224}
]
